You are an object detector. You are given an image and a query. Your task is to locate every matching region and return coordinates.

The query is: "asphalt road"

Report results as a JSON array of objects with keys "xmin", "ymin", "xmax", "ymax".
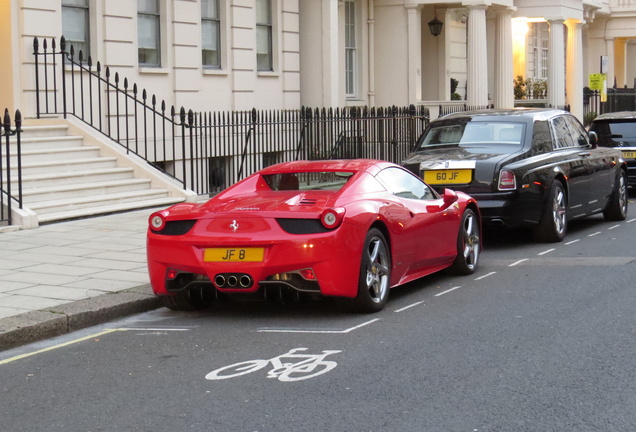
[{"xmin": 1, "ymin": 210, "xmax": 636, "ymax": 432}]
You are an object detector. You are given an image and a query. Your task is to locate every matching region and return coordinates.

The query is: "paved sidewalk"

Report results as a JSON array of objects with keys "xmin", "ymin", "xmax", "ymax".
[{"xmin": 0, "ymin": 209, "xmax": 164, "ymax": 350}]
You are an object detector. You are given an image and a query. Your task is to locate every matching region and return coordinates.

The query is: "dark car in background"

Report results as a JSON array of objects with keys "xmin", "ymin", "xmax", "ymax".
[
  {"xmin": 402, "ymin": 109, "xmax": 628, "ymax": 242},
  {"xmin": 589, "ymin": 111, "xmax": 636, "ymax": 187}
]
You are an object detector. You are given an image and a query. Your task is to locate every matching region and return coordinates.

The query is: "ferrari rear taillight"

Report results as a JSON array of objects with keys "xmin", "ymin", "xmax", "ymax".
[
  {"xmin": 320, "ymin": 208, "xmax": 345, "ymax": 229},
  {"xmin": 149, "ymin": 212, "xmax": 167, "ymax": 231},
  {"xmin": 498, "ymin": 170, "xmax": 517, "ymax": 190}
]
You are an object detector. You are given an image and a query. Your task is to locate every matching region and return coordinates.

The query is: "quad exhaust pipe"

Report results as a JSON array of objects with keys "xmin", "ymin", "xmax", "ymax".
[{"xmin": 214, "ymin": 273, "xmax": 253, "ymax": 289}]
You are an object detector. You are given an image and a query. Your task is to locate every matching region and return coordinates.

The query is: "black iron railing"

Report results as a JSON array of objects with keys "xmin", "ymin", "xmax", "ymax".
[
  {"xmin": 33, "ymin": 36, "xmax": 430, "ymax": 196},
  {"xmin": 584, "ymin": 88, "xmax": 636, "ymax": 125},
  {"xmin": 1, "ymin": 109, "xmax": 23, "ymax": 226},
  {"xmin": 438, "ymin": 103, "xmax": 494, "ymax": 117}
]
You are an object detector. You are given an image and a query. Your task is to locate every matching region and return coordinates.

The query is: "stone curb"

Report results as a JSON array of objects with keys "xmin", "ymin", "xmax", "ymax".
[{"xmin": 0, "ymin": 284, "xmax": 161, "ymax": 352}]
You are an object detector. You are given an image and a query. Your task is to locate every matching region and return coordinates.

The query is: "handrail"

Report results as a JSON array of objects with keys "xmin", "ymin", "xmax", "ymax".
[{"xmin": 0, "ymin": 109, "xmax": 23, "ymax": 226}]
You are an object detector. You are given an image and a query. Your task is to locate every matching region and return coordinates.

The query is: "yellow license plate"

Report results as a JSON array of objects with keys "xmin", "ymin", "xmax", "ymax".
[
  {"xmin": 622, "ymin": 151, "xmax": 636, "ymax": 159},
  {"xmin": 204, "ymin": 248, "xmax": 264, "ymax": 262},
  {"xmin": 424, "ymin": 169, "xmax": 472, "ymax": 185}
]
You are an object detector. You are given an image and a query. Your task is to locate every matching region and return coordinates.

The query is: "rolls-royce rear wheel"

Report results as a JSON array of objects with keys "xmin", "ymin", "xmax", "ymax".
[
  {"xmin": 534, "ymin": 181, "xmax": 567, "ymax": 243},
  {"xmin": 603, "ymin": 170, "xmax": 628, "ymax": 221}
]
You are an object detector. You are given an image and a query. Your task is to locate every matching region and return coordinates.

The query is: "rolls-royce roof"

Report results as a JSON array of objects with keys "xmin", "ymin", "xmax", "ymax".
[{"xmin": 436, "ymin": 108, "xmax": 568, "ymax": 123}]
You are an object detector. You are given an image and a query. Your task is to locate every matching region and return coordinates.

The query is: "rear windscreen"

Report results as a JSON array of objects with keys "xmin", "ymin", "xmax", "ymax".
[
  {"xmin": 418, "ymin": 121, "xmax": 526, "ymax": 153},
  {"xmin": 263, "ymin": 172, "xmax": 354, "ymax": 191}
]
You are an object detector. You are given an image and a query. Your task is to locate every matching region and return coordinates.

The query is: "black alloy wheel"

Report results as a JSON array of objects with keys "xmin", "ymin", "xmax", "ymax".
[
  {"xmin": 534, "ymin": 181, "xmax": 568, "ymax": 243},
  {"xmin": 353, "ymin": 228, "xmax": 391, "ymax": 313},
  {"xmin": 448, "ymin": 208, "xmax": 480, "ymax": 275},
  {"xmin": 603, "ymin": 170, "xmax": 628, "ymax": 221}
]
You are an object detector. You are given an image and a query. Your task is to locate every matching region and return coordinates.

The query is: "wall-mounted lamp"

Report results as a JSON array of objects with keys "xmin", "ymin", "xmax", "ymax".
[{"xmin": 428, "ymin": 17, "xmax": 444, "ymax": 37}]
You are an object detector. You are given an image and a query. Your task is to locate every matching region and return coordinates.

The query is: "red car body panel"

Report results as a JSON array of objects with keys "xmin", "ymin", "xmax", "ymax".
[{"xmin": 147, "ymin": 159, "xmax": 479, "ymax": 300}]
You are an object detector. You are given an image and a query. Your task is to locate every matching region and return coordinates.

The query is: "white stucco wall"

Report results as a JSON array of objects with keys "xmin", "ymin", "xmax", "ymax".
[
  {"xmin": 373, "ymin": 2, "xmax": 409, "ymax": 106},
  {"xmin": 13, "ymin": 0, "xmax": 300, "ymax": 119}
]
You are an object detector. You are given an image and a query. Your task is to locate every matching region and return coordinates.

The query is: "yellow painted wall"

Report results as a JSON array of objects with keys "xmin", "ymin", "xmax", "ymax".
[{"xmin": 0, "ymin": 0, "xmax": 14, "ymax": 113}]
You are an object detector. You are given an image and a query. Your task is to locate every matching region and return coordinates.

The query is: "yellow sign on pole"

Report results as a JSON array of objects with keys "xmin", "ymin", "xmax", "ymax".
[
  {"xmin": 589, "ymin": 73, "xmax": 607, "ymax": 102},
  {"xmin": 589, "ymin": 73, "xmax": 605, "ymax": 90}
]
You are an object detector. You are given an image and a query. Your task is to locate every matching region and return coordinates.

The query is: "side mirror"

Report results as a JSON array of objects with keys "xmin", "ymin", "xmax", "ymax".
[
  {"xmin": 443, "ymin": 188, "xmax": 459, "ymax": 207},
  {"xmin": 588, "ymin": 131, "xmax": 598, "ymax": 147},
  {"xmin": 426, "ymin": 189, "xmax": 459, "ymax": 213}
]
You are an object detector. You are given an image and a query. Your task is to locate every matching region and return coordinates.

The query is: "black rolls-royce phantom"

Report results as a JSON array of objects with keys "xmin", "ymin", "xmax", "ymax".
[{"xmin": 402, "ymin": 109, "xmax": 628, "ymax": 242}]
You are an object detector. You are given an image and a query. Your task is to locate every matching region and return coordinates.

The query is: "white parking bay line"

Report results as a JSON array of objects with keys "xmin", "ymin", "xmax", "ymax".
[
  {"xmin": 509, "ymin": 259, "xmax": 529, "ymax": 267},
  {"xmin": 435, "ymin": 286, "xmax": 462, "ymax": 297},
  {"xmin": 608, "ymin": 224, "xmax": 620, "ymax": 230},
  {"xmin": 475, "ymin": 272, "xmax": 496, "ymax": 281},
  {"xmin": 258, "ymin": 318, "xmax": 381, "ymax": 334},
  {"xmin": 565, "ymin": 239, "xmax": 580, "ymax": 245},
  {"xmin": 588, "ymin": 231, "xmax": 602, "ymax": 237},
  {"xmin": 395, "ymin": 301, "xmax": 424, "ymax": 313},
  {"xmin": 538, "ymin": 248, "xmax": 555, "ymax": 256}
]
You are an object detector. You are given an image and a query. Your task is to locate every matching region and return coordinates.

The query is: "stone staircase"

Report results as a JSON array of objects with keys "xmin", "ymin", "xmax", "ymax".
[{"xmin": 8, "ymin": 123, "xmax": 186, "ymax": 224}]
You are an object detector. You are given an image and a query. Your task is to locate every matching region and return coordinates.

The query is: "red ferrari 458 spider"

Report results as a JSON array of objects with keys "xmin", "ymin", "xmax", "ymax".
[{"xmin": 147, "ymin": 159, "xmax": 481, "ymax": 312}]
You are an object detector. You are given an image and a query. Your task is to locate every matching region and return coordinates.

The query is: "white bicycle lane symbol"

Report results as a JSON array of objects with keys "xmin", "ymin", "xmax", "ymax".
[{"xmin": 205, "ymin": 348, "xmax": 342, "ymax": 382}]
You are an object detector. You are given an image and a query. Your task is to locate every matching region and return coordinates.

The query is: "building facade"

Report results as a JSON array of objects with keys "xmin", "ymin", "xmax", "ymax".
[{"xmin": 1, "ymin": 0, "xmax": 636, "ymax": 121}]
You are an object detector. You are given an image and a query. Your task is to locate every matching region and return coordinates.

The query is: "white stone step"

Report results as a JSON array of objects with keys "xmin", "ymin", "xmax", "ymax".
[
  {"xmin": 10, "ymin": 135, "xmax": 84, "ymax": 152},
  {"xmin": 5, "ymin": 120, "xmax": 189, "ymax": 224},
  {"xmin": 29, "ymin": 189, "xmax": 178, "ymax": 216},
  {"xmin": 16, "ymin": 167, "xmax": 135, "ymax": 189},
  {"xmin": 3, "ymin": 157, "xmax": 119, "ymax": 176},
  {"xmin": 10, "ymin": 146, "xmax": 101, "ymax": 164},
  {"xmin": 36, "ymin": 196, "xmax": 185, "ymax": 224},
  {"xmin": 20, "ymin": 124, "xmax": 70, "ymax": 138},
  {"xmin": 22, "ymin": 178, "xmax": 153, "ymax": 203}
]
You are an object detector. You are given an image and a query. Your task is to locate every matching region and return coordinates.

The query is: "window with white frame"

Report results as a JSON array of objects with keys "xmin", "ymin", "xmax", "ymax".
[
  {"xmin": 528, "ymin": 22, "xmax": 548, "ymax": 80},
  {"xmin": 62, "ymin": 0, "xmax": 90, "ymax": 60},
  {"xmin": 345, "ymin": 0, "xmax": 357, "ymax": 98},
  {"xmin": 201, "ymin": 0, "xmax": 221, "ymax": 68},
  {"xmin": 138, "ymin": 0, "xmax": 161, "ymax": 67},
  {"xmin": 256, "ymin": 0, "xmax": 273, "ymax": 71}
]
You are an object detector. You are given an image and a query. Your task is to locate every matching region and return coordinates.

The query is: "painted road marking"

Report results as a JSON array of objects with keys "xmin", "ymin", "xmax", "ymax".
[
  {"xmin": 509, "ymin": 259, "xmax": 529, "ymax": 267},
  {"xmin": 205, "ymin": 348, "xmax": 342, "ymax": 382},
  {"xmin": 258, "ymin": 318, "xmax": 380, "ymax": 334},
  {"xmin": 395, "ymin": 301, "xmax": 424, "ymax": 313},
  {"xmin": 565, "ymin": 239, "xmax": 580, "ymax": 245},
  {"xmin": 0, "ymin": 328, "xmax": 190, "ymax": 366},
  {"xmin": 588, "ymin": 231, "xmax": 602, "ymax": 237},
  {"xmin": 538, "ymin": 248, "xmax": 555, "ymax": 256},
  {"xmin": 475, "ymin": 272, "xmax": 496, "ymax": 281},
  {"xmin": 435, "ymin": 286, "xmax": 462, "ymax": 297}
]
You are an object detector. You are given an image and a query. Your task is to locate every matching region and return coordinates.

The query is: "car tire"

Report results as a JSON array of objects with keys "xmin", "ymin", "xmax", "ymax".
[
  {"xmin": 351, "ymin": 228, "xmax": 391, "ymax": 313},
  {"xmin": 448, "ymin": 208, "xmax": 480, "ymax": 275},
  {"xmin": 534, "ymin": 181, "xmax": 568, "ymax": 243},
  {"xmin": 160, "ymin": 287, "xmax": 213, "ymax": 311},
  {"xmin": 603, "ymin": 170, "xmax": 628, "ymax": 221}
]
